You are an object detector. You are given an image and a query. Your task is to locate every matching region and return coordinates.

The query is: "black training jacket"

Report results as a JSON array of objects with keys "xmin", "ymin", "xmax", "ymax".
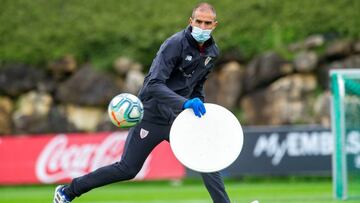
[{"xmin": 138, "ymin": 25, "xmax": 219, "ymax": 125}]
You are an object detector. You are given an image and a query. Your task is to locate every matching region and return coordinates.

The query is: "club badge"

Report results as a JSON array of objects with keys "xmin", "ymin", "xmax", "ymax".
[
  {"xmin": 204, "ymin": 56, "xmax": 212, "ymax": 66},
  {"xmin": 140, "ymin": 128, "xmax": 149, "ymax": 139}
]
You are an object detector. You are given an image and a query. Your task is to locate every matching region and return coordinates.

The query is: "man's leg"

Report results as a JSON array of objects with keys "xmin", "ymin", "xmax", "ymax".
[
  {"xmin": 61, "ymin": 121, "xmax": 169, "ymax": 201},
  {"xmin": 164, "ymin": 133, "xmax": 231, "ymax": 203},
  {"xmin": 201, "ymin": 172, "xmax": 231, "ymax": 203}
]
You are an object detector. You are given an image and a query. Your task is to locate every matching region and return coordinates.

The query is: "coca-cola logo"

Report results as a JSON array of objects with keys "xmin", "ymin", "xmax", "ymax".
[{"xmin": 36, "ymin": 132, "xmax": 151, "ymax": 183}]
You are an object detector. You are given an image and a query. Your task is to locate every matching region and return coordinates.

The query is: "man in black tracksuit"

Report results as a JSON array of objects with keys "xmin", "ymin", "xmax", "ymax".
[{"xmin": 54, "ymin": 3, "xmax": 230, "ymax": 203}]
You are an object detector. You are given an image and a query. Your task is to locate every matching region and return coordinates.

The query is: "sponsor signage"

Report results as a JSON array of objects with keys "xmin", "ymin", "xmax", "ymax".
[
  {"xmin": 1, "ymin": 126, "xmax": 359, "ymax": 184},
  {"xmin": 0, "ymin": 132, "xmax": 185, "ymax": 184},
  {"xmin": 221, "ymin": 126, "xmax": 360, "ymax": 176}
]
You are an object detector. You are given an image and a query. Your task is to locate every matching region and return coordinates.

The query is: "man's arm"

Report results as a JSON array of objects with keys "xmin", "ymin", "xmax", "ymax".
[
  {"xmin": 146, "ymin": 39, "xmax": 187, "ymax": 111},
  {"xmin": 189, "ymin": 71, "xmax": 211, "ymax": 102}
]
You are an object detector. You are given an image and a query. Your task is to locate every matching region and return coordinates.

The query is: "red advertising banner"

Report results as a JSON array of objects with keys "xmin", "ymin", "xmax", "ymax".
[{"xmin": 0, "ymin": 132, "xmax": 185, "ymax": 185}]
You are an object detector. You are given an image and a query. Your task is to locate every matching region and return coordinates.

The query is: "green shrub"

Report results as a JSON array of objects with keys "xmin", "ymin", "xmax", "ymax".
[{"xmin": 0, "ymin": 0, "xmax": 359, "ymax": 70}]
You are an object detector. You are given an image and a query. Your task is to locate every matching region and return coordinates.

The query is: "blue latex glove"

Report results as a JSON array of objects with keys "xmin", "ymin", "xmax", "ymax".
[{"xmin": 183, "ymin": 98, "xmax": 206, "ymax": 118}]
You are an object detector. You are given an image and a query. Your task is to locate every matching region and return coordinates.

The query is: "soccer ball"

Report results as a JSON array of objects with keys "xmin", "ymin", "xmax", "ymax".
[{"xmin": 108, "ymin": 93, "xmax": 144, "ymax": 128}]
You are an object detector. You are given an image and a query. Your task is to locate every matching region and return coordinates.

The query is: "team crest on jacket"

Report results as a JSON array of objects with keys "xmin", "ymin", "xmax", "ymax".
[
  {"xmin": 140, "ymin": 128, "xmax": 149, "ymax": 139},
  {"xmin": 205, "ymin": 56, "xmax": 212, "ymax": 66}
]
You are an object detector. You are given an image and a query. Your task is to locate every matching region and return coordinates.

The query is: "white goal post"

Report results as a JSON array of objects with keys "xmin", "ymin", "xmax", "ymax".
[{"xmin": 330, "ymin": 69, "xmax": 360, "ymax": 200}]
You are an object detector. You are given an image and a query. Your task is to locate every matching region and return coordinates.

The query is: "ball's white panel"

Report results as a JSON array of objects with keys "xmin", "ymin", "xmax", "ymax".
[
  {"xmin": 129, "ymin": 106, "xmax": 141, "ymax": 118},
  {"xmin": 108, "ymin": 93, "xmax": 144, "ymax": 128},
  {"xmin": 170, "ymin": 103, "xmax": 243, "ymax": 172}
]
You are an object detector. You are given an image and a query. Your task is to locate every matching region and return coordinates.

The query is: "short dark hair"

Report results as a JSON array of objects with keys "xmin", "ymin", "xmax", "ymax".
[{"xmin": 191, "ymin": 2, "xmax": 216, "ymax": 19}]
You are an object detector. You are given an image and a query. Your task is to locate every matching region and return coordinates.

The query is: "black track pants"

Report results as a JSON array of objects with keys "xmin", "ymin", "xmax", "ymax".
[{"xmin": 64, "ymin": 120, "xmax": 230, "ymax": 203}]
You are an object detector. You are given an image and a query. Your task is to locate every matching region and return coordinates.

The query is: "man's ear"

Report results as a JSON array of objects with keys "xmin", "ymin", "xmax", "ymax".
[
  {"xmin": 213, "ymin": 21, "xmax": 218, "ymax": 29},
  {"xmin": 189, "ymin": 17, "xmax": 193, "ymax": 25}
]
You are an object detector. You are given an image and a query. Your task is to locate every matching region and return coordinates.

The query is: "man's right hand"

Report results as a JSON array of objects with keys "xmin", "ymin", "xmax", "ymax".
[{"xmin": 183, "ymin": 98, "xmax": 206, "ymax": 118}]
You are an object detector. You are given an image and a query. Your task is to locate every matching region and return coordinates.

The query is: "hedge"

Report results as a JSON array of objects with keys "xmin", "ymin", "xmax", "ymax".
[{"xmin": 0, "ymin": 0, "xmax": 359, "ymax": 69}]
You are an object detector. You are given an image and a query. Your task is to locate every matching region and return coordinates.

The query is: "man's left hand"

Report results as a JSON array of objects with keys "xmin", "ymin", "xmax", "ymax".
[{"xmin": 183, "ymin": 98, "xmax": 206, "ymax": 118}]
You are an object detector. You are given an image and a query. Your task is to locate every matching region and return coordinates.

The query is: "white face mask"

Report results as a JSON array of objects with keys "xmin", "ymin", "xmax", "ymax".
[{"xmin": 191, "ymin": 26, "xmax": 212, "ymax": 43}]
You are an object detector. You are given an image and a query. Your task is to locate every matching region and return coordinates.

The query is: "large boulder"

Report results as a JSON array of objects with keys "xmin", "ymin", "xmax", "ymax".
[
  {"xmin": 241, "ymin": 74, "xmax": 318, "ymax": 125},
  {"xmin": 294, "ymin": 51, "xmax": 318, "ymax": 73},
  {"xmin": 204, "ymin": 61, "xmax": 245, "ymax": 109},
  {"xmin": 0, "ymin": 96, "xmax": 13, "ymax": 135},
  {"xmin": 326, "ymin": 40, "xmax": 352, "ymax": 59},
  {"xmin": 304, "ymin": 34, "xmax": 325, "ymax": 49},
  {"xmin": 317, "ymin": 54, "xmax": 360, "ymax": 89},
  {"xmin": 113, "ymin": 57, "xmax": 143, "ymax": 77},
  {"xmin": 56, "ymin": 65, "xmax": 121, "ymax": 106},
  {"xmin": 12, "ymin": 91, "xmax": 53, "ymax": 134},
  {"xmin": 124, "ymin": 69, "xmax": 145, "ymax": 95},
  {"xmin": 288, "ymin": 34, "xmax": 325, "ymax": 52},
  {"xmin": 313, "ymin": 91, "xmax": 331, "ymax": 127},
  {"xmin": 0, "ymin": 64, "xmax": 47, "ymax": 97},
  {"xmin": 241, "ymin": 89, "xmax": 268, "ymax": 125},
  {"xmin": 47, "ymin": 105, "xmax": 77, "ymax": 133},
  {"xmin": 353, "ymin": 40, "xmax": 360, "ymax": 53},
  {"xmin": 65, "ymin": 104, "xmax": 104, "ymax": 132},
  {"xmin": 243, "ymin": 52, "xmax": 293, "ymax": 92},
  {"xmin": 48, "ymin": 55, "xmax": 77, "ymax": 80},
  {"xmin": 114, "ymin": 57, "xmax": 133, "ymax": 76},
  {"xmin": 217, "ymin": 62, "xmax": 245, "ymax": 109}
]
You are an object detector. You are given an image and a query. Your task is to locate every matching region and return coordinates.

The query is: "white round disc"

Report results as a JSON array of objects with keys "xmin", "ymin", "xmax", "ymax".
[{"xmin": 170, "ymin": 103, "xmax": 243, "ymax": 173}]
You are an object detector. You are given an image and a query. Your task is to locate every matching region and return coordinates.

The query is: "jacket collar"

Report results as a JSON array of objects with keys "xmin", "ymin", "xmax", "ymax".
[{"xmin": 185, "ymin": 25, "xmax": 215, "ymax": 49}]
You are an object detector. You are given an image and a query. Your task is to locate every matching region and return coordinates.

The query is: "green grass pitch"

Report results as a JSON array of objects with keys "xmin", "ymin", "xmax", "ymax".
[{"xmin": 0, "ymin": 179, "xmax": 359, "ymax": 203}]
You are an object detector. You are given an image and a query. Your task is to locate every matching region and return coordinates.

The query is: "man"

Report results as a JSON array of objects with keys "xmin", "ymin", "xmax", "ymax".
[{"xmin": 53, "ymin": 2, "xmax": 230, "ymax": 203}]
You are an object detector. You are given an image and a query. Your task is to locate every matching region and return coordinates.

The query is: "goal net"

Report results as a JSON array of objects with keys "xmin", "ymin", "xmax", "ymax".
[{"xmin": 331, "ymin": 69, "xmax": 360, "ymax": 200}]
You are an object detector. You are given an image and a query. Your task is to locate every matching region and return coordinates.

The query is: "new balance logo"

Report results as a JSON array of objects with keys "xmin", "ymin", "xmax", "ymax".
[{"xmin": 185, "ymin": 55, "xmax": 192, "ymax": 61}]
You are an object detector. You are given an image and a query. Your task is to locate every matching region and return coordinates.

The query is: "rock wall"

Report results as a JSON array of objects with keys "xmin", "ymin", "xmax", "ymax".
[
  {"xmin": 0, "ymin": 58, "xmax": 145, "ymax": 135},
  {"xmin": 205, "ymin": 37, "xmax": 360, "ymax": 127},
  {"xmin": 0, "ymin": 37, "xmax": 359, "ymax": 135}
]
